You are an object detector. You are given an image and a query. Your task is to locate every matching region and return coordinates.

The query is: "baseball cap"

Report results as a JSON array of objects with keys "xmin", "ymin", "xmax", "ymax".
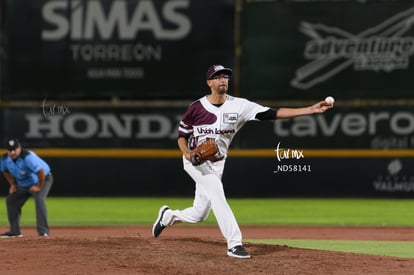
[
  {"xmin": 206, "ymin": 65, "xmax": 232, "ymax": 80},
  {"xmin": 7, "ymin": 138, "xmax": 21, "ymax": 151}
]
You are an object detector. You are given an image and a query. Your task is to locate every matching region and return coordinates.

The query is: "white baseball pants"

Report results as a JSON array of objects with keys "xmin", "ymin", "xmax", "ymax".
[{"xmin": 162, "ymin": 156, "xmax": 243, "ymax": 249}]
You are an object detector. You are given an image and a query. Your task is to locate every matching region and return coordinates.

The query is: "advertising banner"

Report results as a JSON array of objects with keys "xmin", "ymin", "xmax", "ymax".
[
  {"xmin": 1, "ymin": 104, "xmax": 182, "ymax": 148},
  {"xmin": 20, "ymin": 156, "xmax": 412, "ymax": 197},
  {"xmin": 238, "ymin": 105, "xmax": 414, "ymax": 150},
  {"xmin": 1, "ymin": 104, "xmax": 413, "ymax": 149},
  {"xmin": 1, "ymin": 0, "xmax": 234, "ymax": 100},
  {"xmin": 240, "ymin": 0, "xmax": 414, "ymax": 99},
  {"xmin": 225, "ymin": 157, "xmax": 414, "ymax": 198},
  {"xmin": 1, "ymin": 104, "xmax": 413, "ymax": 197}
]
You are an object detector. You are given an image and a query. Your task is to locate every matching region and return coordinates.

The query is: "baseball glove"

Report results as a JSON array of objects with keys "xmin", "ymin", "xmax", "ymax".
[{"xmin": 190, "ymin": 139, "xmax": 218, "ymax": 166}]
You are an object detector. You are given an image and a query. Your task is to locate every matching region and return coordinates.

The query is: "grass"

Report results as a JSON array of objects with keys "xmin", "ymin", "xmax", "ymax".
[
  {"xmin": 1, "ymin": 197, "xmax": 414, "ymax": 258},
  {"xmin": 1, "ymin": 197, "xmax": 414, "ymax": 226},
  {"xmin": 249, "ymin": 239, "xmax": 414, "ymax": 259},
  {"xmin": 229, "ymin": 198, "xmax": 414, "ymax": 226}
]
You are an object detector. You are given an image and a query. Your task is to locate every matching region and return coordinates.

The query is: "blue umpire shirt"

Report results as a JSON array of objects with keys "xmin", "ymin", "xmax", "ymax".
[{"xmin": 1, "ymin": 149, "xmax": 51, "ymax": 188}]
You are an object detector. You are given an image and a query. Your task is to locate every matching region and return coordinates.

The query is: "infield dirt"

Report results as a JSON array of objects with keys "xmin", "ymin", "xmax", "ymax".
[{"xmin": 1, "ymin": 225, "xmax": 414, "ymax": 274}]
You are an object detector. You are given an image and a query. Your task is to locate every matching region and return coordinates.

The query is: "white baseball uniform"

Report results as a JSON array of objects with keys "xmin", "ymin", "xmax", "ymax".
[{"xmin": 161, "ymin": 95, "xmax": 272, "ymax": 249}]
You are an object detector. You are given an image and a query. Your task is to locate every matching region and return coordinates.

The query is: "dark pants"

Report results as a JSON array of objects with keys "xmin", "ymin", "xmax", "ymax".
[{"xmin": 6, "ymin": 174, "xmax": 53, "ymax": 235}]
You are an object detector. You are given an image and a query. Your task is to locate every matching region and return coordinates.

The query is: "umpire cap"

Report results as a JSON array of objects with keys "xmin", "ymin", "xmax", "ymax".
[
  {"xmin": 7, "ymin": 138, "xmax": 21, "ymax": 151},
  {"xmin": 206, "ymin": 65, "xmax": 232, "ymax": 80}
]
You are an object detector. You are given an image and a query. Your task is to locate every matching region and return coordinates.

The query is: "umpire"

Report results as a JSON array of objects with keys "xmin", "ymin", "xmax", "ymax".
[{"xmin": 0, "ymin": 138, "xmax": 53, "ymax": 238}]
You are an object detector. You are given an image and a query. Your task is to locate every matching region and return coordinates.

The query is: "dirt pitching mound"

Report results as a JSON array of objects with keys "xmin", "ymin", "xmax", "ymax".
[{"xmin": 1, "ymin": 226, "xmax": 414, "ymax": 274}]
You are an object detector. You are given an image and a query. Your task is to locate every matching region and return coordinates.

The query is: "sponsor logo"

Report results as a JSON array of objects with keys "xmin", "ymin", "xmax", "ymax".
[
  {"xmin": 292, "ymin": 6, "xmax": 414, "ymax": 89},
  {"xmin": 41, "ymin": 0, "xmax": 191, "ymax": 41},
  {"xmin": 41, "ymin": 0, "xmax": 191, "ymax": 79},
  {"xmin": 373, "ymin": 159, "xmax": 414, "ymax": 192},
  {"xmin": 274, "ymin": 110, "xmax": 414, "ymax": 148},
  {"xmin": 23, "ymin": 111, "xmax": 234, "ymax": 140},
  {"xmin": 25, "ymin": 113, "xmax": 180, "ymax": 139},
  {"xmin": 17, "ymin": 109, "xmax": 414, "ymax": 149},
  {"xmin": 223, "ymin": 113, "xmax": 238, "ymax": 124}
]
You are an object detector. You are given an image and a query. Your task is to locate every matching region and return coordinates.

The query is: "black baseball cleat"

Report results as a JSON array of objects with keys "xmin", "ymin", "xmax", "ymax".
[
  {"xmin": 227, "ymin": 245, "xmax": 251, "ymax": 259},
  {"xmin": 152, "ymin": 205, "xmax": 169, "ymax": 237},
  {"xmin": 0, "ymin": 232, "xmax": 23, "ymax": 238}
]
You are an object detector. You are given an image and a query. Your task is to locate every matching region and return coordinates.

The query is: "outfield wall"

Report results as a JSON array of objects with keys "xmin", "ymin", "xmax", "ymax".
[
  {"xmin": 0, "ymin": 105, "xmax": 413, "ymax": 197},
  {"xmin": 1, "ymin": 0, "xmax": 414, "ymax": 197},
  {"xmin": 46, "ymin": 154, "xmax": 414, "ymax": 197},
  {"xmin": 1, "ymin": 0, "xmax": 234, "ymax": 100},
  {"xmin": 3, "ymin": 1, "xmax": 414, "ymax": 100},
  {"xmin": 239, "ymin": 0, "xmax": 414, "ymax": 100},
  {"xmin": 1, "ymin": 154, "xmax": 412, "ymax": 197},
  {"xmin": 2, "ymin": 104, "xmax": 414, "ymax": 149}
]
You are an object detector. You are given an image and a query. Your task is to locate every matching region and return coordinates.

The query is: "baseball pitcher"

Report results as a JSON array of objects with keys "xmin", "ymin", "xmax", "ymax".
[{"xmin": 152, "ymin": 65, "xmax": 334, "ymax": 258}]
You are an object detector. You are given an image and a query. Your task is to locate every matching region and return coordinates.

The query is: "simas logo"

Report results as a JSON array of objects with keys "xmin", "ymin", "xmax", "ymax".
[
  {"xmin": 41, "ymin": 0, "xmax": 191, "ymax": 74},
  {"xmin": 373, "ymin": 159, "xmax": 414, "ymax": 192},
  {"xmin": 41, "ymin": 0, "xmax": 191, "ymax": 41},
  {"xmin": 291, "ymin": 6, "xmax": 414, "ymax": 89}
]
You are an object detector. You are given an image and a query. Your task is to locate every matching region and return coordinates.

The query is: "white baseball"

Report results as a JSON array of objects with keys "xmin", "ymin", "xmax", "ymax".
[{"xmin": 325, "ymin": 96, "xmax": 335, "ymax": 104}]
